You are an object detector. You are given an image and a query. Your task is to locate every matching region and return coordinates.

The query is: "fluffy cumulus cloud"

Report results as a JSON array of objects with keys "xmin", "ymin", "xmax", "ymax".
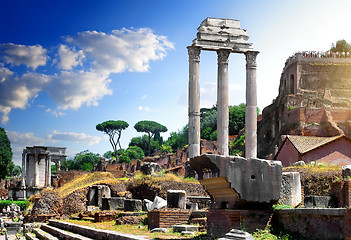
[
  {"xmin": 56, "ymin": 44, "xmax": 85, "ymax": 70},
  {"xmin": 48, "ymin": 71, "xmax": 112, "ymax": 110},
  {"xmin": 0, "ymin": 28, "xmax": 173, "ymax": 123},
  {"xmin": 47, "ymin": 130, "xmax": 101, "ymax": 146},
  {"xmin": 65, "ymin": 28, "xmax": 174, "ymax": 74},
  {"xmin": 0, "ymin": 43, "xmax": 47, "ymax": 70},
  {"xmin": 0, "ymin": 66, "xmax": 51, "ymax": 123},
  {"xmin": 6, "ymin": 130, "xmax": 47, "ymax": 165}
]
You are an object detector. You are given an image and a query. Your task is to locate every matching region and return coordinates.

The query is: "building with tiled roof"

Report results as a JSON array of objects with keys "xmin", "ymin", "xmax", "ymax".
[{"xmin": 274, "ymin": 135, "xmax": 351, "ymax": 167}]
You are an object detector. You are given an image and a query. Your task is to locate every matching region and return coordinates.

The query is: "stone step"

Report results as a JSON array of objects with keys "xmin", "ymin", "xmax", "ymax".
[
  {"xmin": 32, "ymin": 227, "xmax": 59, "ymax": 240},
  {"xmin": 41, "ymin": 223, "xmax": 93, "ymax": 240},
  {"xmin": 25, "ymin": 232, "xmax": 40, "ymax": 240},
  {"xmin": 48, "ymin": 220, "xmax": 149, "ymax": 240}
]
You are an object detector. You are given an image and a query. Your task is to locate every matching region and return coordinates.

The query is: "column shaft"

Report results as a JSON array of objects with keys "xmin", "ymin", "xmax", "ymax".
[
  {"xmin": 188, "ymin": 47, "xmax": 201, "ymax": 159},
  {"xmin": 217, "ymin": 50, "xmax": 230, "ymax": 156},
  {"xmin": 245, "ymin": 51, "xmax": 259, "ymax": 158}
]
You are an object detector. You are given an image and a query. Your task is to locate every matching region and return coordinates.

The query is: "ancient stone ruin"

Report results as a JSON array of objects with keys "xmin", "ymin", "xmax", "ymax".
[
  {"xmin": 187, "ymin": 17, "xmax": 259, "ymax": 159},
  {"xmin": 258, "ymin": 52, "xmax": 351, "ymax": 159},
  {"xmin": 8, "ymin": 146, "xmax": 66, "ymax": 200}
]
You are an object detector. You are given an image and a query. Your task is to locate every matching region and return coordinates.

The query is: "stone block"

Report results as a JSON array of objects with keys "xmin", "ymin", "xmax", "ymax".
[
  {"xmin": 141, "ymin": 162, "xmax": 161, "ymax": 175},
  {"xmin": 143, "ymin": 199, "xmax": 152, "ymax": 211},
  {"xmin": 150, "ymin": 196, "xmax": 167, "ymax": 210},
  {"xmin": 124, "ymin": 199, "xmax": 142, "ymax": 212},
  {"xmin": 186, "ymin": 202, "xmax": 198, "ymax": 210},
  {"xmin": 218, "ymin": 229, "xmax": 254, "ymax": 240},
  {"xmin": 173, "ymin": 224, "xmax": 198, "ymax": 233},
  {"xmin": 167, "ymin": 190, "xmax": 186, "ymax": 209},
  {"xmin": 343, "ymin": 165, "xmax": 351, "ymax": 178},
  {"xmin": 190, "ymin": 155, "xmax": 282, "ymax": 204},
  {"xmin": 279, "ymin": 172, "xmax": 302, "ymax": 207},
  {"xmin": 110, "ymin": 197, "xmax": 125, "ymax": 210},
  {"xmin": 86, "ymin": 206, "xmax": 100, "ymax": 211},
  {"xmin": 304, "ymin": 196, "xmax": 331, "ymax": 208}
]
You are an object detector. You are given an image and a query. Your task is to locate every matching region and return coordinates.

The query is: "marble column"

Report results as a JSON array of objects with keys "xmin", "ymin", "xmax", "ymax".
[
  {"xmin": 217, "ymin": 49, "xmax": 231, "ymax": 156},
  {"xmin": 21, "ymin": 150, "xmax": 26, "ymax": 187},
  {"xmin": 34, "ymin": 152, "xmax": 39, "ymax": 187},
  {"xmin": 245, "ymin": 51, "xmax": 259, "ymax": 159},
  {"xmin": 188, "ymin": 46, "xmax": 201, "ymax": 159}
]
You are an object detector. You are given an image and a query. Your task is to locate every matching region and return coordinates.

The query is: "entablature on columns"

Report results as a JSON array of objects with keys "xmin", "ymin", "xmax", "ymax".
[{"xmin": 191, "ymin": 18, "xmax": 254, "ymax": 53}]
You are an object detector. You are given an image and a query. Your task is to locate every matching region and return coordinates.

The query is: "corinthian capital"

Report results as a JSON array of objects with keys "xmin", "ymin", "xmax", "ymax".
[
  {"xmin": 245, "ymin": 51, "xmax": 259, "ymax": 69},
  {"xmin": 217, "ymin": 49, "xmax": 230, "ymax": 63},
  {"xmin": 188, "ymin": 47, "xmax": 201, "ymax": 62}
]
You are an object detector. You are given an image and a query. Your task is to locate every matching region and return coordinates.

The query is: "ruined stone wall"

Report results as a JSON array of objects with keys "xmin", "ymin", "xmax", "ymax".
[
  {"xmin": 207, "ymin": 209, "xmax": 271, "ymax": 237},
  {"xmin": 277, "ymin": 208, "xmax": 345, "ymax": 240},
  {"xmin": 258, "ymin": 54, "xmax": 351, "ymax": 159}
]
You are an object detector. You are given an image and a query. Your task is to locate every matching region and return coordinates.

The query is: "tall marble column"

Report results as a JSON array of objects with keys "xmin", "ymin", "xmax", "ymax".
[
  {"xmin": 188, "ymin": 46, "xmax": 201, "ymax": 159},
  {"xmin": 21, "ymin": 150, "xmax": 26, "ymax": 187},
  {"xmin": 245, "ymin": 51, "xmax": 259, "ymax": 158},
  {"xmin": 217, "ymin": 49, "xmax": 231, "ymax": 156}
]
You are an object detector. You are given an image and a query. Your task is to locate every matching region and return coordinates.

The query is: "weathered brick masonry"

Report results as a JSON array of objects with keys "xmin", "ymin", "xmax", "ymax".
[
  {"xmin": 147, "ymin": 209, "xmax": 191, "ymax": 229},
  {"xmin": 206, "ymin": 209, "xmax": 271, "ymax": 237}
]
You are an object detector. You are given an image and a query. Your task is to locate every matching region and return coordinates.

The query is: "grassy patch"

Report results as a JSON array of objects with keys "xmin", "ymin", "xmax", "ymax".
[
  {"xmin": 65, "ymin": 219, "xmax": 204, "ymax": 239},
  {"xmin": 57, "ymin": 172, "xmax": 121, "ymax": 198},
  {"xmin": 284, "ymin": 164, "xmax": 341, "ymax": 196},
  {"xmin": 128, "ymin": 171, "xmax": 200, "ymax": 188}
]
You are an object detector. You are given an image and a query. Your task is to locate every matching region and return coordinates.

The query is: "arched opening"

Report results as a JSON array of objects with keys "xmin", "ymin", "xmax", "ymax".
[{"xmin": 289, "ymin": 74, "xmax": 295, "ymax": 94}]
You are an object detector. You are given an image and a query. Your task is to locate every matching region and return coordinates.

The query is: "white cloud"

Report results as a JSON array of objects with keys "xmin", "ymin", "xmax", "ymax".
[
  {"xmin": 0, "ymin": 43, "xmax": 47, "ymax": 70},
  {"xmin": 56, "ymin": 44, "xmax": 85, "ymax": 70},
  {"xmin": 141, "ymin": 94, "xmax": 148, "ymax": 100},
  {"xmin": 138, "ymin": 106, "xmax": 150, "ymax": 111},
  {"xmin": 47, "ymin": 130, "xmax": 101, "ymax": 146},
  {"xmin": 46, "ymin": 108, "xmax": 66, "ymax": 117},
  {"xmin": 65, "ymin": 28, "xmax": 174, "ymax": 74},
  {"xmin": 0, "ymin": 67, "xmax": 51, "ymax": 123},
  {"xmin": 0, "ymin": 28, "xmax": 174, "ymax": 122},
  {"xmin": 48, "ymin": 71, "xmax": 112, "ymax": 110},
  {"xmin": 7, "ymin": 130, "xmax": 46, "ymax": 146},
  {"xmin": 7, "ymin": 130, "xmax": 46, "ymax": 166}
]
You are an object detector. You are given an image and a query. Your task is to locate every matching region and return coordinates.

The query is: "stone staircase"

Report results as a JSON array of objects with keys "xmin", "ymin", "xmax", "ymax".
[
  {"xmin": 199, "ymin": 177, "xmax": 239, "ymax": 208},
  {"xmin": 25, "ymin": 219, "xmax": 150, "ymax": 240}
]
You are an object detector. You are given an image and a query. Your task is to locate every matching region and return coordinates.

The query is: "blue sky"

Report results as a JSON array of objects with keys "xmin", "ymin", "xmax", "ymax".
[{"xmin": 1, "ymin": 0, "xmax": 351, "ymax": 166}]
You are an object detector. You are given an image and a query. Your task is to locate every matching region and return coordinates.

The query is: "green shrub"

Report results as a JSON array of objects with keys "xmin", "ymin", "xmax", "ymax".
[{"xmin": 0, "ymin": 200, "xmax": 28, "ymax": 211}]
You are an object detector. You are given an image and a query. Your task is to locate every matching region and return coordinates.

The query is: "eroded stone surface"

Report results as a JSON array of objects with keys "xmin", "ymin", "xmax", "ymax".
[{"xmin": 190, "ymin": 154, "xmax": 282, "ymax": 205}]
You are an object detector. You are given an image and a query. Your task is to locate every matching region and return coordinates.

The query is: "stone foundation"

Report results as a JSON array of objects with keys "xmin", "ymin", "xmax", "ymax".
[
  {"xmin": 147, "ymin": 209, "xmax": 191, "ymax": 229},
  {"xmin": 207, "ymin": 209, "xmax": 271, "ymax": 238}
]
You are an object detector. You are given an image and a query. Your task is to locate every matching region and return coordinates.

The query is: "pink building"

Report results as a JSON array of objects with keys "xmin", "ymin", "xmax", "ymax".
[{"xmin": 274, "ymin": 135, "xmax": 351, "ymax": 167}]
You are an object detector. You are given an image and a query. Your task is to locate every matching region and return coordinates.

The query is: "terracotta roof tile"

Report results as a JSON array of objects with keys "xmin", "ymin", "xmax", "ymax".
[{"xmin": 286, "ymin": 135, "xmax": 344, "ymax": 154}]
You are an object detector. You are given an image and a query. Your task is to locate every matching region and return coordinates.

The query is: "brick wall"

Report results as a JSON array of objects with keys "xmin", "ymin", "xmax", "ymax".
[
  {"xmin": 277, "ymin": 208, "xmax": 345, "ymax": 240},
  {"xmin": 207, "ymin": 209, "xmax": 271, "ymax": 238},
  {"xmin": 147, "ymin": 209, "xmax": 191, "ymax": 229}
]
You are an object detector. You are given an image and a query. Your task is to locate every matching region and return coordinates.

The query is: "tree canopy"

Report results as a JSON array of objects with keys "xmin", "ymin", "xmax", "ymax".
[
  {"xmin": 61, "ymin": 150, "xmax": 101, "ymax": 171},
  {"xmin": 0, "ymin": 127, "xmax": 13, "ymax": 180},
  {"xmin": 118, "ymin": 146, "xmax": 144, "ymax": 164},
  {"xmin": 129, "ymin": 134, "xmax": 159, "ymax": 156},
  {"xmin": 134, "ymin": 120, "xmax": 167, "ymax": 156},
  {"xmin": 96, "ymin": 120, "xmax": 129, "ymax": 161},
  {"xmin": 330, "ymin": 40, "xmax": 351, "ymax": 53}
]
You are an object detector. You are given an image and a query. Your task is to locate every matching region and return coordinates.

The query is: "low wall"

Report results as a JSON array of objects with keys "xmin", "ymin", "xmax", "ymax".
[
  {"xmin": 331, "ymin": 180, "xmax": 351, "ymax": 208},
  {"xmin": 147, "ymin": 209, "xmax": 191, "ymax": 229},
  {"xmin": 277, "ymin": 208, "xmax": 346, "ymax": 240},
  {"xmin": 207, "ymin": 209, "xmax": 271, "ymax": 238}
]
